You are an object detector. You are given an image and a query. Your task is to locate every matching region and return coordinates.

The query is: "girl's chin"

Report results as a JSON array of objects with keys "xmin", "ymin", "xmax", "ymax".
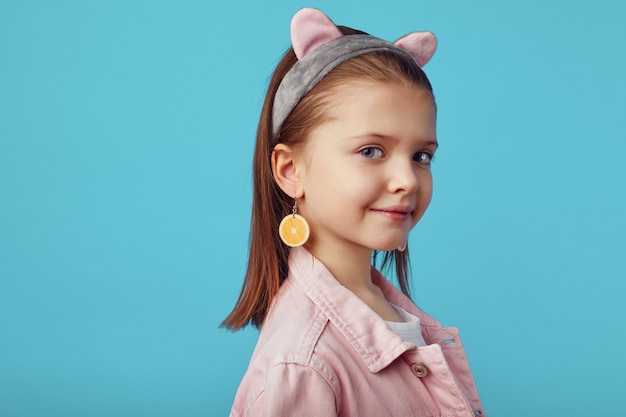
[{"xmin": 369, "ymin": 242, "xmax": 407, "ymax": 252}]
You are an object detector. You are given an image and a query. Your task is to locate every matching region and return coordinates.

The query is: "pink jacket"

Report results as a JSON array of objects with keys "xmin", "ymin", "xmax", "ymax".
[{"xmin": 230, "ymin": 247, "xmax": 486, "ymax": 416}]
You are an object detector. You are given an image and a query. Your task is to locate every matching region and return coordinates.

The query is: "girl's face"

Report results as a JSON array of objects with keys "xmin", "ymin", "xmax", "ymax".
[{"xmin": 296, "ymin": 80, "xmax": 437, "ymax": 255}]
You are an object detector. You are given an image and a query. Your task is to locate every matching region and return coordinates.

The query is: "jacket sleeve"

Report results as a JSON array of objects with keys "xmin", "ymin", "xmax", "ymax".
[{"xmin": 250, "ymin": 362, "xmax": 338, "ymax": 417}]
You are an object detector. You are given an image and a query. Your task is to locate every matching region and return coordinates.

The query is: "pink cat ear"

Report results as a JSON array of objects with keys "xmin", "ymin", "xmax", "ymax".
[
  {"xmin": 394, "ymin": 32, "xmax": 438, "ymax": 67},
  {"xmin": 290, "ymin": 8, "xmax": 343, "ymax": 59}
]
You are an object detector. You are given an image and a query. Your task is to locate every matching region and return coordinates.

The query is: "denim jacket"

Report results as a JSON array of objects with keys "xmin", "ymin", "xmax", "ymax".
[{"xmin": 230, "ymin": 247, "xmax": 486, "ymax": 416}]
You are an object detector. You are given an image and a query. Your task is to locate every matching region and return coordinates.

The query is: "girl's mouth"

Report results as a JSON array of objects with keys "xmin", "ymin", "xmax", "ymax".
[{"xmin": 371, "ymin": 206, "xmax": 413, "ymax": 221}]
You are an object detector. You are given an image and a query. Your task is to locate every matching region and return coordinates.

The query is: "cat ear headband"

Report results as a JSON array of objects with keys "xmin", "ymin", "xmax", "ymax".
[{"xmin": 271, "ymin": 7, "xmax": 437, "ymax": 140}]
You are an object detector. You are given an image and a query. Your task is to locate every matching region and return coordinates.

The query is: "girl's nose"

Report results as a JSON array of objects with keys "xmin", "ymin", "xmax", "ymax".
[{"xmin": 388, "ymin": 161, "xmax": 419, "ymax": 194}]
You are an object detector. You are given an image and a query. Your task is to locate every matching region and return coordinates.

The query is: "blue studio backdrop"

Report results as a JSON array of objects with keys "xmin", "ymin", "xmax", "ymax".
[{"xmin": 1, "ymin": 1, "xmax": 625, "ymax": 416}]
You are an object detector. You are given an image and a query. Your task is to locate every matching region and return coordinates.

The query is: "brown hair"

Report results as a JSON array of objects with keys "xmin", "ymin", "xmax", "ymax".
[{"xmin": 221, "ymin": 27, "xmax": 434, "ymax": 330}]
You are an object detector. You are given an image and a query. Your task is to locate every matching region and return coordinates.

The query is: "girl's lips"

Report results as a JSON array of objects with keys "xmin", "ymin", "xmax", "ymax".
[{"xmin": 371, "ymin": 207, "xmax": 413, "ymax": 221}]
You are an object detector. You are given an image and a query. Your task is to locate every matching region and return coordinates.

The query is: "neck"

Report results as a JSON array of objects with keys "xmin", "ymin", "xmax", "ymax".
[
  {"xmin": 307, "ymin": 240, "xmax": 376, "ymax": 294},
  {"xmin": 306, "ymin": 240, "xmax": 403, "ymax": 322}
]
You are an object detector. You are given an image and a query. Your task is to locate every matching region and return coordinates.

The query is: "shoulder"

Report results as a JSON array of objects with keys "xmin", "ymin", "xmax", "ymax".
[
  {"xmin": 231, "ymin": 357, "xmax": 340, "ymax": 416},
  {"xmin": 258, "ymin": 276, "xmax": 327, "ymax": 357},
  {"xmin": 231, "ymin": 281, "xmax": 342, "ymax": 416}
]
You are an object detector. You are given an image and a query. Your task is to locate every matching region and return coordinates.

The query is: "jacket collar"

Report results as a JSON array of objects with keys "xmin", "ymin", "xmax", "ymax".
[{"xmin": 287, "ymin": 247, "xmax": 441, "ymax": 373}]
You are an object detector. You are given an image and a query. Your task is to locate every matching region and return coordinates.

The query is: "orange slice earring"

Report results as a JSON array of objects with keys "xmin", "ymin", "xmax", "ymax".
[{"xmin": 278, "ymin": 200, "xmax": 310, "ymax": 247}]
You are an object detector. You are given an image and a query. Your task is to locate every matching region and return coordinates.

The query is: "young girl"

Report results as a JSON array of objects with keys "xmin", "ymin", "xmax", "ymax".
[{"xmin": 223, "ymin": 8, "xmax": 486, "ymax": 416}]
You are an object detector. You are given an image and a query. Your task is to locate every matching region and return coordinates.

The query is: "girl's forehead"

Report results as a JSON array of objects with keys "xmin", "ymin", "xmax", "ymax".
[
  {"xmin": 302, "ymin": 81, "xmax": 437, "ymax": 146},
  {"xmin": 324, "ymin": 80, "xmax": 435, "ymax": 118},
  {"xmin": 328, "ymin": 79, "xmax": 432, "ymax": 104}
]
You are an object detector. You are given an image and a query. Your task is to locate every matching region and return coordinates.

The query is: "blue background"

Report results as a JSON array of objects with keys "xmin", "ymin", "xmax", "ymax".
[{"xmin": 1, "ymin": 0, "xmax": 624, "ymax": 416}]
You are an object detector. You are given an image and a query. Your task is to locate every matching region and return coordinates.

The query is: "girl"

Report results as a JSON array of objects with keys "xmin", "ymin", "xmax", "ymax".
[{"xmin": 223, "ymin": 8, "xmax": 486, "ymax": 417}]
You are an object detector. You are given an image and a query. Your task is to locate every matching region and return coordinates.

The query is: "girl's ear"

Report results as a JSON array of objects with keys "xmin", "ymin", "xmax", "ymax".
[{"xmin": 271, "ymin": 144, "xmax": 305, "ymax": 198}]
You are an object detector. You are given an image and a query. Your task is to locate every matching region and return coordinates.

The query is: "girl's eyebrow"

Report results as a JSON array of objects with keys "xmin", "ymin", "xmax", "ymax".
[{"xmin": 348, "ymin": 133, "xmax": 439, "ymax": 148}]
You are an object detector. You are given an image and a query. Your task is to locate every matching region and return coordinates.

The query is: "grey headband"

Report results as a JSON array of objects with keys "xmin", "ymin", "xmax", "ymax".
[{"xmin": 270, "ymin": 34, "xmax": 418, "ymax": 141}]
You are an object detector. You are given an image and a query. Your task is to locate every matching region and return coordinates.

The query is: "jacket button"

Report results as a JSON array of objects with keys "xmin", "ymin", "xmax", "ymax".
[{"xmin": 410, "ymin": 362, "xmax": 429, "ymax": 378}]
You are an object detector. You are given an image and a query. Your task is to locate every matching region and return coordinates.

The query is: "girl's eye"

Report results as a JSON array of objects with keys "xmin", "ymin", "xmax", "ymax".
[
  {"xmin": 359, "ymin": 147, "xmax": 384, "ymax": 159},
  {"xmin": 414, "ymin": 152, "xmax": 433, "ymax": 164}
]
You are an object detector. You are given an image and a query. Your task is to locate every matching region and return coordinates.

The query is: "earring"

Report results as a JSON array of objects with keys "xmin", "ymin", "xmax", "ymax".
[
  {"xmin": 397, "ymin": 240, "xmax": 407, "ymax": 252},
  {"xmin": 278, "ymin": 200, "xmax": 310, "ymax": 247}
]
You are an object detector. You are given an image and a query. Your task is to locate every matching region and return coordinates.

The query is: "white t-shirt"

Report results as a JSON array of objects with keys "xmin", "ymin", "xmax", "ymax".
[{"xmin": 384, "ymin": 304, "xmax": 428, "ymax": 347}]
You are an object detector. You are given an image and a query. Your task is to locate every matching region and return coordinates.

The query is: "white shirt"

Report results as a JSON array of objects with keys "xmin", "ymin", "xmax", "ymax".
[{"xmin": 385, "ymin": 304, "xmax": 428, "ymax": 347}]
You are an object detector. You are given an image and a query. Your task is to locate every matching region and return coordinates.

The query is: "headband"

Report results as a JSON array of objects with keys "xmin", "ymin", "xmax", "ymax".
[{"xmin": 271, "ymin": 8, "xmax": 437, "ymax": 140}]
